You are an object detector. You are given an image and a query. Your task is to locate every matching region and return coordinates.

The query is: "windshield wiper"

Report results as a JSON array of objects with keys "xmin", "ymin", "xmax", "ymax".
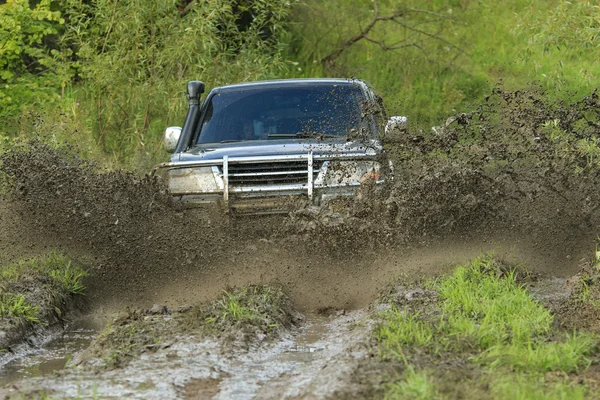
[
  {"xmin": 295, "ymin": 132, "xmax": 339, "ymax": 139},
  {"xmin": 219, "ymin": 140, "xmax": 243, "ymax": 143},
  {"xmin": 267, "ymin": 133, "xmax": 297, "ymax": 138},
  {"xmin": 267, "ymin": 132, "xmax": 340, "ymax": 139}
]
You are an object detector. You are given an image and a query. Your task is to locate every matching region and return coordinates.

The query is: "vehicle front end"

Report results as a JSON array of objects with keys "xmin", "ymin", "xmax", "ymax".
[
  {"xmin": 153, "ymin": 144, "xmax": 390, "ymax": 216},
  {"xmin": 152, "ymin": 79, "xmax": 404, "ymax": 216}
]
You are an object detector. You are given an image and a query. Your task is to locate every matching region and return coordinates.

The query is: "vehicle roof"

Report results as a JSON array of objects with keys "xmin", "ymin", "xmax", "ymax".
[{"xmin": 211, "ymin": 78, "xmax": 366, "ymax": 94}]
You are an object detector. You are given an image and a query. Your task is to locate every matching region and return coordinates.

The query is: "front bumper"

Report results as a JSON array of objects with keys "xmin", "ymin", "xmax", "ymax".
[{"xmin": 152, "ymin": 152, "xmax": 389, "ymax": 215}]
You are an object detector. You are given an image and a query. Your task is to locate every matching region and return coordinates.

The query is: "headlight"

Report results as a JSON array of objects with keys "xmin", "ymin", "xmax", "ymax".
[
  {"xmin": 323, "ymin": 161, "xmax": 381, "ymax": 186},
  {"xmin": 166, "ymin": 167, "xmax": 219, "ymax": 194}
]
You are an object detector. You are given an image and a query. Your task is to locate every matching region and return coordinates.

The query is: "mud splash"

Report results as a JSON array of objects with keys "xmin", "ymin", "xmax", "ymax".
[{"xmin": 1, "ymin": 89, "xmax": 600, "ymax": 313}]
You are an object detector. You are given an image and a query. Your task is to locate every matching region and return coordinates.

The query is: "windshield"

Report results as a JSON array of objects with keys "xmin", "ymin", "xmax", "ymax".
[{"xmin": 196, "ymin": 84, "xmax": 366, "ymax": 144}]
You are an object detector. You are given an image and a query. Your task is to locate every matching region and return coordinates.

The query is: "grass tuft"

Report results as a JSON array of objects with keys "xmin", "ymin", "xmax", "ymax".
[
  {"xmin": 491, "ymin": 373, "xmax": 588, "ymax": 400},
  {"xmin": 376, "ymin": 310, "xmax": 434, "ymax": 355},
  {"xmin": 83, "ymin": 285, "xmax": 301, "ymax": 370},
  {"xmin": 0, "ymin": 252, "xmax": 87, "ymax": 329},
  {"xmin": 482, "ymin": 332, "xmax": 595, "ymax": 374},
  {"xmin": 184, "ymin": 285, "xmax": 298, "ymax": 338},
  {"xmin": 375, "ymin": 255, "xmax": 597, "ymax": 399},
  {"xmin": 436, "ymin": 256, "xmax": 552, "ymax": 349},
  {"xmin": 384, "ymin": 367, "xmax": 439, "ymax": 400},
  {"xmin": 0, "ymin": 294, "xmax": 40, "ymax": 324}
]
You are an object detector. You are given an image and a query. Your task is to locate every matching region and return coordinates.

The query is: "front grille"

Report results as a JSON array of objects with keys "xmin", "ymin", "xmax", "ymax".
[{"xmin": 221, "ymin": 161, "xmax": 324, "ymax": 186}]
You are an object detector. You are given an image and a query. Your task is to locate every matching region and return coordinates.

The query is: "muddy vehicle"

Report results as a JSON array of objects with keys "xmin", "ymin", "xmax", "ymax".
[{"xmin": 153, "ymin": 78, "xmax": 407, "ymax": 215}]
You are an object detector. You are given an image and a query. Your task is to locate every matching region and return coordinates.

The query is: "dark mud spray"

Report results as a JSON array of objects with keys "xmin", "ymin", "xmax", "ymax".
[{"xmin": 1, "ymin": 89, "xmax": 600, "ymax": 311}]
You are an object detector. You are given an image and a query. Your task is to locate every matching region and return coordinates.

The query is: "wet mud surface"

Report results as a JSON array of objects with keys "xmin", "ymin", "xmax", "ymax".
[
  {"xmin": 0, "ymin": 324, "xmax": 96, "ymax": 386},
  {"xmin": 1, "ymin": 88, "xmax": 600, "ymax": 396},
  {"xmin": 0, "ymin": 275, "xmax": 585, "ymax": 400},
  {"xmin": 0, "ymin": 311, "xmax": 372, "ymax": 399}
]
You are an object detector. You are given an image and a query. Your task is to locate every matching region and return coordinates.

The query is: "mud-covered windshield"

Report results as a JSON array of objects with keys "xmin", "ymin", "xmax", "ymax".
[{"xmin": 196, "ymin": 84, "xmax": 366, "ymax": 144}]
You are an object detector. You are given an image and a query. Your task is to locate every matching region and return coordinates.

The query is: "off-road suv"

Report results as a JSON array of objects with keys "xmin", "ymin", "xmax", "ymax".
[{"xmin": 153, "ymin": 78, "xmax": 407, "ymax": 215}]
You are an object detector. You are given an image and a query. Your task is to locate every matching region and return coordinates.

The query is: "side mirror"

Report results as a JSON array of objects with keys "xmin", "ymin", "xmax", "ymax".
[
  {"xmin": 164, "ymin": 126, "xmax": 182, "ymax": 153},
  {"xmin": 385, "ymin": 116, "xmax": 408, "ymax": 141}
]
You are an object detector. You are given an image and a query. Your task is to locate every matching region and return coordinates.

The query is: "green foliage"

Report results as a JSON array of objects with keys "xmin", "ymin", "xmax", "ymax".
[
  {"xmin": 516, "ymin": 1, "xmax": 600, "ymax": 56},
  {"xmin": 3, "ymin": 0, "xmax": 599, "ymax": 167},
  {"xmin": 1, "ymin": 251, "xmax": 87, "ymax": 295},
  {"xmin": 0, "ymin": 0, "xmax": 72, "ymax": 121},
  {"xmin": 287, "ymin": 0, "xmax": 600, "ymax": 127},
  {"xmin": 0, "ymin": 294, "xmax": 40, "ymax": 323},
  {"xmin": 217, "ymin": 290, "xmax": 260, "ymax": 322},
  {"xmin": 0, "ymin": 252, "xmax": 86, "ymax": 327},
  {"xmin": 48, "ymin": 259, "xmax": 87, "ymax": 295},
  {"xmin": 376, "ymin": 311, "xmax": 434, "ymax": 353},
  {"xmin": 1, "ymin": 0, "xmax": 296, "ymax": 166},
  {"xmin": 436, "ymin": 257, "xmax": 552, "ymax": 348},
  {"xmin": 491, "ymin": 373, "xmax": 588, "ymax": 400},
  {"xmin": 384, "ymin": 367, "xmax": 439, "ymax": 400},
  {"xmin": 201, "ymin": 285, "xmax": 291, "ymax": 329},
  {"xmin": 482, "ymin": 333, "xmax": 595, "ymax": 373},
  {"xmin": 57, "ymin": 0, "xmax": 295, "ymax": 165},
  {"xmin": 376, "ymin": 255, "xmax": 596, "ymax": 399},
  {"xmin": 179, "ymin": 285, "xmax": 296, "ymax": 342},
  {"xmin": 94, "ymin": 314, "xmax": 161, "ymax": 369}
]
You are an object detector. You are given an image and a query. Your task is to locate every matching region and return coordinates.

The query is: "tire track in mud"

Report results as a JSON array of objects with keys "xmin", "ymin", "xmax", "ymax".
[{"xmin": 1, "ymin": 89, "xmax": 600, "ymax": 311}]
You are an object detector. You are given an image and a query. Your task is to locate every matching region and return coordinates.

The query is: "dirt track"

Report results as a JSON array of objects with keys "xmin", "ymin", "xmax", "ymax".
[{"xmin": 2, "ymin": 89, "xmax": 600, "ymax": 398}]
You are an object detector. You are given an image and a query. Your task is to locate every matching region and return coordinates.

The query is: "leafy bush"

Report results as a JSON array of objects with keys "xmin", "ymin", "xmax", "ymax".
[
  {"xmin": 0, "ymin": 0, "xmax": 73, "ymax": 123},
  {"xmin": 1, "ymin": 0, "xmax": 296, "ymax": 165},
  {"xmin": 59, "ymin": 0, "xmax": 295, "ymax": 164}
]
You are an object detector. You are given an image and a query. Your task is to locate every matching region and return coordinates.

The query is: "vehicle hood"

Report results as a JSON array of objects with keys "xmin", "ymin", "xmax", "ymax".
[{"xmin": 172, "ymin": 139, "xmax": 382, "ymax": 162}]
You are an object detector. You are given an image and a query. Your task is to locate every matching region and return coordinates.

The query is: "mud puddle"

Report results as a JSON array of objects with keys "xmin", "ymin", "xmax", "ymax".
[
  {"xmin": 0, "ymin": 327, "xmax": 96, "ymax": 386},
  {"xmin": 0, "ymin": 316, "xmax": 104, "ymax": 387},
  {"xmin": 1, "ymin": 311, "xmax": 372, "ymax": 399}
]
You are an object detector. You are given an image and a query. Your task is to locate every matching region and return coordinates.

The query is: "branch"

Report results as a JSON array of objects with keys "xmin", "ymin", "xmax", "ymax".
[
  {"xmin": 101, "ymin": 0, "xmax": 119, "ymax": 54},
  {"xmin": 321, "ymin": 0, "xmax": 390, "ymax": 65},
  {"xmin": 320, "ymin": 1, "xmax": 459, "ymax": 67},
  {"xmin": 178, "ymin": 0, "xmax": 195, "ymax": 17},
  {"xmin": 389, "ymin": 18, "xmax": 462, "ymax": 54}
]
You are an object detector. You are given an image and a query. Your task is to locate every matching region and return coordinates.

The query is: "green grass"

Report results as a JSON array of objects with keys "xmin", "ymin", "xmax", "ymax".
[
  {"xmin": 84, "ymin": 285, "xmax": 299, "ymax": 370},
  {"xmin": 191, "ymin": 285, "xmax": 295, "ymax": 334},
  {"xmin": 289, "ymin": 0, "xmax": 600, "ymax": 128},
  {"xmin": 0, "ymin": 252, "xmax": 87, "ymax": 327},
  {"xmin": 481, "ymin": 333, "xmax": 595, "ymax": 373},
  {"xmin": 435, "ymin": 260, "xmax": 552, "ymax": 349},
  {"xmin": 0, "ymin": 294, "xmax": 40, "ymax": 324},
  {"xmin": 491, "ymin": 374, "xmax": 588, "ymax": 400},
  {"xmin": 377, "ymin": 310, "xmax": 434, "ymax": 354},
  {"xmin": 4, "ymin": 0, "xmax": 598, "ymax": 169},
  {"xmin": 93, "ymin": 312, "xmax": 162, "ymax": 369},
  {"xmin": 216, "ymin": 289, "xmax": 262, "ymax": 322},
  {"xmin": 375, "ymin": 255, "xmax": 596, "ymax": 399},
  {"xmin": 384, "ymin": 367, "xmax": 439, "ymax": 400}
]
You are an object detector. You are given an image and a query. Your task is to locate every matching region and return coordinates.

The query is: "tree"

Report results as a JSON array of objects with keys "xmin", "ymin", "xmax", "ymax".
[
  {"xmin": 0, "ymin": 0, "xmax": 72, "ymax": 121},
  {"xmin": 320, "ymin": 0, "xmax": 459, "ymax": 67}
]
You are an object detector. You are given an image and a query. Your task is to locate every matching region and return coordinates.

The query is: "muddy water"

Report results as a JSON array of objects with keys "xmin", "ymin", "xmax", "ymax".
[
  {"xmin": 0, "ymin": 277, "xmax": 578, "ymax": 399},
  {"xmin": 1, "ymin": 311, "xmax": 371, "ymax": 399},
  {"xmin": 0, "ymin": 326, "xmax": 96, "ymax": 386}
]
